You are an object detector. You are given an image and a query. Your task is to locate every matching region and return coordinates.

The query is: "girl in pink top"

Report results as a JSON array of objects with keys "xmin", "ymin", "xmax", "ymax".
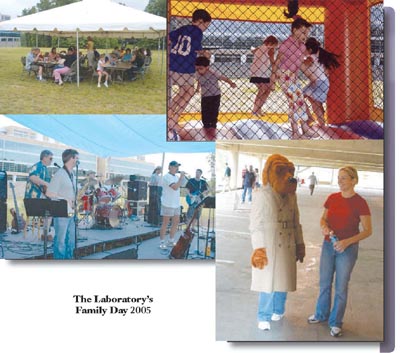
[{"xmin": 275, "ymin": 1, "xmax": 312, "ymax": 139}]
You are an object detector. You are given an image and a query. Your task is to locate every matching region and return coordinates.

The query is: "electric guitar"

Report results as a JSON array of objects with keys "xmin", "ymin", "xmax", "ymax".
[
  {"xmin": 9, "ymin": 182, "xmax": 27, "ymax": 234},
  {"xmin": 185, "ymin": 189, "xmax": 208, "ymax": 207}
]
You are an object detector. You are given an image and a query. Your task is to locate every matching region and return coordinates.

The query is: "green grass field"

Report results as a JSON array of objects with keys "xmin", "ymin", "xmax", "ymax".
[{"xmin": 0, "ymin": 47, "xmax": 166, "ymax": 114}]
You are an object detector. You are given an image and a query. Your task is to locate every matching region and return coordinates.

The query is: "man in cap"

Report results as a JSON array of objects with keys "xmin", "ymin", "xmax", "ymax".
[{"xmin": 159, "ymin": 161, "xmax": 186, "ymax": 249}]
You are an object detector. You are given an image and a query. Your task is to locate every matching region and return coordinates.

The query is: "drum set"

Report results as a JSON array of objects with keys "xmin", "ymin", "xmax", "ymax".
[{"xmin": 78, "ymin": 177, "xmax": 126, "ymax": 230}]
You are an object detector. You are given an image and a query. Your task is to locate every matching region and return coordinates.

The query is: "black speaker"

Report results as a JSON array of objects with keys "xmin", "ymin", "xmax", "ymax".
[
  {"xmin": 149, "ymin": 185, "xmax": 162, "ymax": 201},
  {"xmin": 0, "ymin": 200, "xmax": 7, "ymax": 233},
  {"xmin": 0, "ymin": 171, "xmax": 7, "ymax": 199},
  {"xmin": 128, "ymin": 180, "xmax": 147, "ymax": 201}
]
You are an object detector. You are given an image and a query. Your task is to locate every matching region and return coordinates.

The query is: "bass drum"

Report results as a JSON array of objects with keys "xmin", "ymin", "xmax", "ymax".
[{"xmin": 95, "ymin": 204, "xmax": 123, "ymax": 228}]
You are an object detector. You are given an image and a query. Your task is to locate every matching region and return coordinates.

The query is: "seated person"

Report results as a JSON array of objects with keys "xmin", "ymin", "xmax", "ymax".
[
  {"xmin": 122, "ymin": 48, "xmax": 133, "ymax": 62},
  {"xmin": 48, "ymin": 47, "xmax": 59, "ymax": 61},
  {"xmin": 126, "ymin": 48, "xmax": 146, "ymax": 80},
  {"xmin": 112, "ymin": 46, "xmax": 121, "ymax": 58},
  {"xmin": 105, "ymin": 53, "xmax": 118, "ymax": 66},
  {"xmin": 52, "ymin": 48, "xmax": 76, "ymax": 86},
  {"xmin": 26, "ymin": 47, "xmax": 44, "ymax": 81}
]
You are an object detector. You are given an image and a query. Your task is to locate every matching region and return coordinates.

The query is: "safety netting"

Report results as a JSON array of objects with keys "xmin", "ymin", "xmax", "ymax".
[{"xmin": 167, "ymin": 0, "xmax": 384, "ymax": 141}]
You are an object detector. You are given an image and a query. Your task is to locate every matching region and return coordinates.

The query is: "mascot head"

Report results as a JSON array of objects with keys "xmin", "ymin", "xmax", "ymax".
[{"xmin": 262, "ymin": 154, "xmax": 297, "ymax": 195}]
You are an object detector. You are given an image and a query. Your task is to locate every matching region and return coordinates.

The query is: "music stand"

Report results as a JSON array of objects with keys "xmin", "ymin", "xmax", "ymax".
[
  {"xmin": 24, "ymin": 198, "xmax": 68, "ymax": 259},
  {"xmin": 203, "ymin": 196, "xmax": 215, "ymax": 259}
]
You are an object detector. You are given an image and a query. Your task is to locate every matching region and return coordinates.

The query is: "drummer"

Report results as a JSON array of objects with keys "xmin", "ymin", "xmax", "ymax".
[{"xmin": 79, "ymin": 170, "xmax": 98, "ymax": 198}]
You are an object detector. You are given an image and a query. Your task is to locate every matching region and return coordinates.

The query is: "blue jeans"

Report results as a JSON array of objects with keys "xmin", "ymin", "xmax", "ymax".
[
  {"xmin": 314, "ymin": 239, "xmax": 359, "ymax": 328},
  {"xmin": 242, "ymin": 186, "xmax": 253, "ymax": 202},
  {"xmin": 257, "ymin": 291, "xmax": 287, "ymax": 322},
  {"xmin": 53, "ymin": 217, "xmax": 76, "ymax": 259}
]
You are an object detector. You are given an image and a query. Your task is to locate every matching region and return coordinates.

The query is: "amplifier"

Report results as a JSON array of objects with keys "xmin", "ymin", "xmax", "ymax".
[{"xmin": 127, "ymin": 180, "xmax": 147, "ymax": 201}]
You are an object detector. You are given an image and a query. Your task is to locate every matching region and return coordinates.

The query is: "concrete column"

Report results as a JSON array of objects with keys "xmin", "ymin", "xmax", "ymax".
[{"xmin": 231, "ymin": 147, "xmax": 239, "ymax": 190}]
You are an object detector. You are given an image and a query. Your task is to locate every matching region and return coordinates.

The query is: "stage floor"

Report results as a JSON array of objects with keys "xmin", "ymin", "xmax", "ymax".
[{"xmin": 0, "ymin": 217, "xmax": 215, "ymax": 261}]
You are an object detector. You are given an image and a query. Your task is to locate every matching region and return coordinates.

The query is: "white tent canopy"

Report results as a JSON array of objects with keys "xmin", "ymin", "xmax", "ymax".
[
  {"xmin": 0, "ymin": 0, "xmax": 166, "ymax": 38},
  {"xmin": 0, "ymin": 0, "xmax": 166, "ymax": 86}
]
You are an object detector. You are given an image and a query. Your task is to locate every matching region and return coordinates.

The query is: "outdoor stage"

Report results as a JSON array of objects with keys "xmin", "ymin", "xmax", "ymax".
[{"xmin": 0, "ymin": 218, "xmax": 215, "ymax": 261}]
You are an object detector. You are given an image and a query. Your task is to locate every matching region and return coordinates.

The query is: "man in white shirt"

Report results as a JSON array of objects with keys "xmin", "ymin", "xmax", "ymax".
[
  {"xmin": 159, "ymin": 161, "xmax": 186, "ymax": 249},
  {"xmin": 46, "ymin": 149, "xmax": 79, "ymax": 259}
]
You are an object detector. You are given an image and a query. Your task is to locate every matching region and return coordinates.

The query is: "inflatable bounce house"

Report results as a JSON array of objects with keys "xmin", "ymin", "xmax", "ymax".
[{"xmin": 168, "ymin": 0, "xmax": 384, "ymax": 140}]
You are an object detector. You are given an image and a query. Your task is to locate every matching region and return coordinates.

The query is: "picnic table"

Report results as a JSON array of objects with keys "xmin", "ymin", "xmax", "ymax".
[
  {"xmin": 36, "ymin": 61, "xmax": 57, "ymax": 79},
  {"xmin": 104, "ymin": 62, "xmax": 132, "ymax": 83}
]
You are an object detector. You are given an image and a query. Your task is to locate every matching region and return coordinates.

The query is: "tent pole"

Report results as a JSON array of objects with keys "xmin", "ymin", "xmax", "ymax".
[
  {"xmin": 76, "ymin": 30, "xmax": 80, "ymax": 88},
  {"xmin": 160, "ymin": 34, "xmax": 164, "ymax": 76},
  {"xmin": 161, "ymin": 153, "xmax": 165, "ymax": 174}
]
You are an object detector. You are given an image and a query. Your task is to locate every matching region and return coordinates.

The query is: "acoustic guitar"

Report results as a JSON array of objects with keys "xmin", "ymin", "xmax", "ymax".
[
  {"xmin": 9, "ymin": 182, "xmax": 27, "ymax": 234},
  {"xmin": 169, "ymin": 197, "xmax": 207, "ymax": 259}
]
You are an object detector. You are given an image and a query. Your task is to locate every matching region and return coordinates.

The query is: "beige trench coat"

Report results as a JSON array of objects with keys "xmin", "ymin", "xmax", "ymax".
[{"xmin": 250, "ymin": 185, "xmax": 304, "ymax": 293}]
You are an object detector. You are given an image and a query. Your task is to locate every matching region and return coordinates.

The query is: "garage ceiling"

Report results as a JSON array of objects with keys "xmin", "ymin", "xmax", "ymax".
[{"xmin": 216, "ymin": 140, "xmax": 384, "ymax": 172}]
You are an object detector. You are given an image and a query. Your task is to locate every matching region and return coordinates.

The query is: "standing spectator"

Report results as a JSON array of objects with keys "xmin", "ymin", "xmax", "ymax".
[
  {"xmin": 86, "ymin": 36, "xmax": 95, "ymax": 69},
  {"xmin": 242, "ymin": 165, "xmax": 256, "ymax": 203},
  {"xmin": 308, "ymin": 166, "xmax": 372, "ymax": 337},
  {"xmin": 308, "ymin": 172, "xmax": 318, "ymax": 195},
  {"xmin": 149, "ymin": 166, "xmax": 163, "ymax": 187},
  {"xmin": 223, "ymin": 163, "xmax": 231, "ymax": 192}
]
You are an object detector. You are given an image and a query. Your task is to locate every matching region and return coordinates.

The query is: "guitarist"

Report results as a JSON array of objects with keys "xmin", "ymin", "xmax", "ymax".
[
  {"xmin": 25, "ymin": 150, "xmax": 53, "ymax": 199},
  {"xmin": 185, "ymin": 169, "xmax": 209, "ymax": 231},
  {"xmin": 24, "ymin": 150, "xmax": 53, "ymax": 237}
]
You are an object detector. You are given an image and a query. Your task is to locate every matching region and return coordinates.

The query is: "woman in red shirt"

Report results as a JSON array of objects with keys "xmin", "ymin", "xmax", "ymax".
[{"xmin": 307, "ymin": 166, "xmax": 372, "ymax": 337}]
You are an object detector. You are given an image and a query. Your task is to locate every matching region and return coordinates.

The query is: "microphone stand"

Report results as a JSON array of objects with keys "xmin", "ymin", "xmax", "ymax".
[{"xmin": 74, "ymin": 162, "xmax": 80, "ymax": 259}]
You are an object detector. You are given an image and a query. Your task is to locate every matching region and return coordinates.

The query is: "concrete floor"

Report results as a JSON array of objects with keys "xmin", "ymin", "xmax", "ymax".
[{"xmin": 216, "ymin": 185, "xmax": 384, "ymax": 342}]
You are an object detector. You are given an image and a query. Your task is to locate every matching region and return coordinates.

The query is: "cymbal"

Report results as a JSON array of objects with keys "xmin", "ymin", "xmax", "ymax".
[{"xmin": 104, "ymin": 176, "xmax": 124, "ymax": 185}]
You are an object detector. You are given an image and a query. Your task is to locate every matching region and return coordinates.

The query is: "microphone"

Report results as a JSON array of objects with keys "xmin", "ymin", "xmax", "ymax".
[{"xmin": 54, "ymin": 162, "xmax": 61, "ymax": 168}]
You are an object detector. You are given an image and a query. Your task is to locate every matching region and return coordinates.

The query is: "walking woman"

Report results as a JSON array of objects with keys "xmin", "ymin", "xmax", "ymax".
[{"xmin": 308, "ymin": 166, "xmax": 372, "ymax": 337}]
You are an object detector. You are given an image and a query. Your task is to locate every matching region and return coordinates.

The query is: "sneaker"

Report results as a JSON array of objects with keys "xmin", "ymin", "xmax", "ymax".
[
  {"xmin": 307, "ymin": 314, "xmax": 320, "ymax": 324},
  {"xmin": 258, "ymin": 321, "xmax": 271, "ymax": 331},
  {"xmin": 159, "ymin": 242, "xmax": 167, "ymax": 249},
  {"xmin": 104, "ymin": 81, "xmax": 108, "ymax": 88},
  {"xmin": 271, "ymin": 313, "xmax": 284, "ymax": 321},
  {"xmin": 59, "ymin": 81, "xmax": 63, "ymax": 86},
  {"xmin": 330, "ymin": 326, "xmax": 342, "ymax": 337},
  {"xmin": 167, "ymin": 239, "xmax": 176, "ymax": 247}
]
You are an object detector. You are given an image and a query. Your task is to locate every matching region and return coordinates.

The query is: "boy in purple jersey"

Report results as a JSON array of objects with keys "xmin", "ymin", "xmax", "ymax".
[{"xmin": 168, "ymin": 9, "xmax": 212, "ymax": 140}]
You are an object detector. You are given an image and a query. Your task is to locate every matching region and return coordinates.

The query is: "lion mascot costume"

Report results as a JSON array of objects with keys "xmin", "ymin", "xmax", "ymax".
[{"xmin": 250, "ymin": 154, "xmax": 305, "ymax": 331}]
